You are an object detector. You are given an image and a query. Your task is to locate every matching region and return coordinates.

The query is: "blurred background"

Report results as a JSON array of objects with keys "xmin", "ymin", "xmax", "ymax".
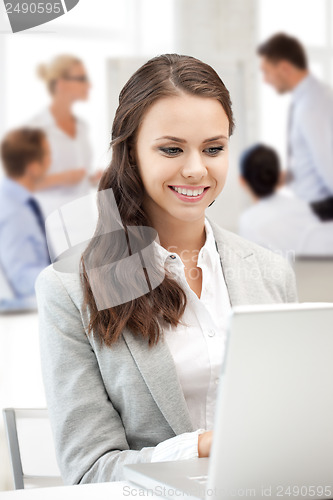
[
  {"xmin": 1, "ymin": 0, "xmax": 332, "ymax": 228},
  {"xmin": 0, "ymin": 0, "xmax": 332, "ymax": 491}
]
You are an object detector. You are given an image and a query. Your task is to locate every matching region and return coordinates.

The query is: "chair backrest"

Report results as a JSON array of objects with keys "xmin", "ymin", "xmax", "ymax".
[
  {"xmin": 292, "ymin": 256, "xmax": 333, "ymax": 302},
  {"xmin": 2, "ymin": 408, "xmax": 63, "ymax": 489},
  {"xmin": 298, "ymin": 221, "xmax": 333, "ymax": 255}
]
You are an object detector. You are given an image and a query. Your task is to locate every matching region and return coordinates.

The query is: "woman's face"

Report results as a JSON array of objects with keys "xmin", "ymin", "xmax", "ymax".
[
  {"xmin": 135, "ymin": 93, "xmax": 230, "ymax": 227},
  {"xmin": 58, "ymin": 62, "xmax": 90, "ymax": 101}
]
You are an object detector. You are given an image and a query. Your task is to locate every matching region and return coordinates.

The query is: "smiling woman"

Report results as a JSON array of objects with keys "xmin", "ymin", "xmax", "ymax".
[
  {"xmin": 136, "ymin": 94, "xmax": 230, "ymax": 225},
  {"xmin": 35, "ymin": 54, "xmax": 298, "ymax": 485}
]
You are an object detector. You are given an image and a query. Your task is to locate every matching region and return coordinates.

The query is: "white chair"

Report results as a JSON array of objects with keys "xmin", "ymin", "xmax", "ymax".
[
  {"xmin": 293, "ymin": 221, "xmax": 333, "ymax": 302},
  {"xmin": 292, "ymin": 256, "xmax": 333, "ymax": 302},
  {"xmin": 2, "ymin": 408, "xmax": 63, "ymax": 489},
  {"xmin": 298, "ymin": 221, "xmax": 333, "ymax": 255}
]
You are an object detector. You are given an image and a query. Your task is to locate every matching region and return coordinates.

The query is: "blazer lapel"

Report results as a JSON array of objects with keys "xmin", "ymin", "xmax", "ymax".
[
  {"xmin": 122, "ymin": 328, "xmax": 194, "ymax": 435},
  {"xmin": 207, "ymin": 217, "xmax": 267, "ymax": 307}
]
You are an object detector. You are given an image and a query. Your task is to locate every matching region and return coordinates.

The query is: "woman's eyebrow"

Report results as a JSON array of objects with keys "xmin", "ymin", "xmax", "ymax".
[
  {"xmin": 203, "ymin": 135, "xmax": 228, "ymax": 143},
  {"xmin": 155, "ymin": 136, "xmax": 185, "ymax": 143},
  {"xmin": 154, "ymin": 135, "xmax": 228, "ymax": 143}
]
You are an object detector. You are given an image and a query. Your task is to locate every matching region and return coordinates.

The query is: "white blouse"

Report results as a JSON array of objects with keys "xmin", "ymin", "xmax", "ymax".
[
  {"xmin": 29, "ymin": 108, "xmax": 93, "ymax": 217},
  {"xmin": 151, "ymin": 217, "xmax": 231, "ymax": 462}
]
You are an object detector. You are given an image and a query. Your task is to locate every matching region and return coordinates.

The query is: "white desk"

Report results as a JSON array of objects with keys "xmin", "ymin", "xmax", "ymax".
[{"xmin": 0, "ymin": 482, "xmax": 161, "ymax": 499}]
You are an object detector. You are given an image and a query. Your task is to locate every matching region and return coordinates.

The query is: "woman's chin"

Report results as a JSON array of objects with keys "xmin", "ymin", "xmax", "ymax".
[{"xmin": 167, "ymin": 209, "xmax": 207, "ymax": 224}]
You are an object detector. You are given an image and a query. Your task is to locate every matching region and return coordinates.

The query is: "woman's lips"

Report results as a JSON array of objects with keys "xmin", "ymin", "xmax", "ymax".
[{"xmin": 168, "ymin": 186, "xmax": 209, "ymax": 203}]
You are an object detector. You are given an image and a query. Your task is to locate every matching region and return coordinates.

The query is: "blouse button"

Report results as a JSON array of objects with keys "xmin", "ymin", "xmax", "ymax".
[
  {"xmin": 169, "ymin": 255, "xmax": 177, "ymax": 259},
  {"xmin": 207, "ymin": 329, "xmax": 215, "ymax": 337}
]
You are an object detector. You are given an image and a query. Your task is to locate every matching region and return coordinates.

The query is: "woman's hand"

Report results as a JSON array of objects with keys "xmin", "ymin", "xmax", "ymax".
[{"xmin": 198, "ymin": 431, "xmax": 213, "ymax": 458}]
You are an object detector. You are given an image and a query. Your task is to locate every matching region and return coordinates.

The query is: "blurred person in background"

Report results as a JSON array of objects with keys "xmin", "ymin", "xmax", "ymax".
[
  {"xmin": 238, "ymin": 144, "xmax": 319, "ymax": 260},
  {"xmin": 30, "ymin": 54, "xmax": 102, "ymax": 217},
  {"xmin": 0, "ymin": 128, "xmax": 51, "ymax": 311},
  {"xmin": 258, "ymin": 33, "xmax": 333, "ymax": 221}
]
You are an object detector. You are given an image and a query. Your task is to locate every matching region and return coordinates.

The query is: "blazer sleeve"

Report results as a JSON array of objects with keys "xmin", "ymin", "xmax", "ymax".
[
  {"xmin": 36, "ymin": 268, "xmax": 156, "ymax": 484},
  {"xmin": 284, "ymin": 259, "xmax": 298, "ymax": 303}
]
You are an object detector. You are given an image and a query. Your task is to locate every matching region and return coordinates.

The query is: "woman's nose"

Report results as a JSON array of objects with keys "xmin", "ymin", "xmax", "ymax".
[{"xmin": 181, "ymin": 152, "xmax": 207, "ymax": 178}]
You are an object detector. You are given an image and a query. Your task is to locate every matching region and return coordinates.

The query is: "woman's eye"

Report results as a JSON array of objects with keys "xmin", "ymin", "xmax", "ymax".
[
  {"xmin": 159, "ymin": 147, "xmax": 183, "ymax": 156},
  {"xmin": 204, "ymin": 146, "xmax": 224, "ymax": 156}
]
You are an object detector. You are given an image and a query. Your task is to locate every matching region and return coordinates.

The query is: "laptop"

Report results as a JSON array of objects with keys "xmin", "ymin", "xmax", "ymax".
[{"xmin": 124, "ymin": 302, "xmax": 333, "ymax": 500}]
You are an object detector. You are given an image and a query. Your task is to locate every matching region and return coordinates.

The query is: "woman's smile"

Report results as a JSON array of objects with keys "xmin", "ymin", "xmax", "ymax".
[{"xmin": 168, "ymin": 185, "xmax": 210, "ymax": 202}]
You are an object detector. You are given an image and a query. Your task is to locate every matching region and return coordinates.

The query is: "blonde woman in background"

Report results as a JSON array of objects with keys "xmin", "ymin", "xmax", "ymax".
[{"xmin": 30, "ymin": 55, "xmax": 101, "ymax": 217}]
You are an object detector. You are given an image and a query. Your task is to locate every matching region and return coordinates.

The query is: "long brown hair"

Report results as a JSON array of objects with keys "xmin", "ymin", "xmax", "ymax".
[{"xmin": 81, "ymin": 54, "xmax": 234, "ymax": 347}]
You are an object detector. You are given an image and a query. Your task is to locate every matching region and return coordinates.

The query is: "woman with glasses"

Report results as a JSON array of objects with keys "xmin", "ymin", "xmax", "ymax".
[{"xmin": 29, "ymin": 54, "xmax": 101, "ymax": 217}]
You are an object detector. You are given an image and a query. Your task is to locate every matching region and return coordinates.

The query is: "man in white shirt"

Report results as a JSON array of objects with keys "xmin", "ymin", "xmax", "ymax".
[
  {"xmin": 238, "ymin": 144, "xmax": 319, "ymax": 260},
  {"xmin": 257, "ymin": 32, "xmax": 333, "ymax": 221}
]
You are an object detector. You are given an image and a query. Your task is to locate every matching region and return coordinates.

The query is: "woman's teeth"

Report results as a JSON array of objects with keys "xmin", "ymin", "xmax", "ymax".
[{"xmin": 171, "ymin": 186, "xmax": 205, "ymax": 197}]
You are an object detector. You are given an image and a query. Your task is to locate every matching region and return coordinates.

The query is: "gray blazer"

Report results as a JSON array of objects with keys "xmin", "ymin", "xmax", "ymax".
[{"xmin": 36, "ymin": 218, "xmax": 297, "ymax": 484}]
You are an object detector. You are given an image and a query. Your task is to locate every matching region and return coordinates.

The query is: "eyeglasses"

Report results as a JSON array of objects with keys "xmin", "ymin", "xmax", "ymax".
[{"xmin": 63, "ymin": 75, "xmax": 89, "ymax": 83}]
